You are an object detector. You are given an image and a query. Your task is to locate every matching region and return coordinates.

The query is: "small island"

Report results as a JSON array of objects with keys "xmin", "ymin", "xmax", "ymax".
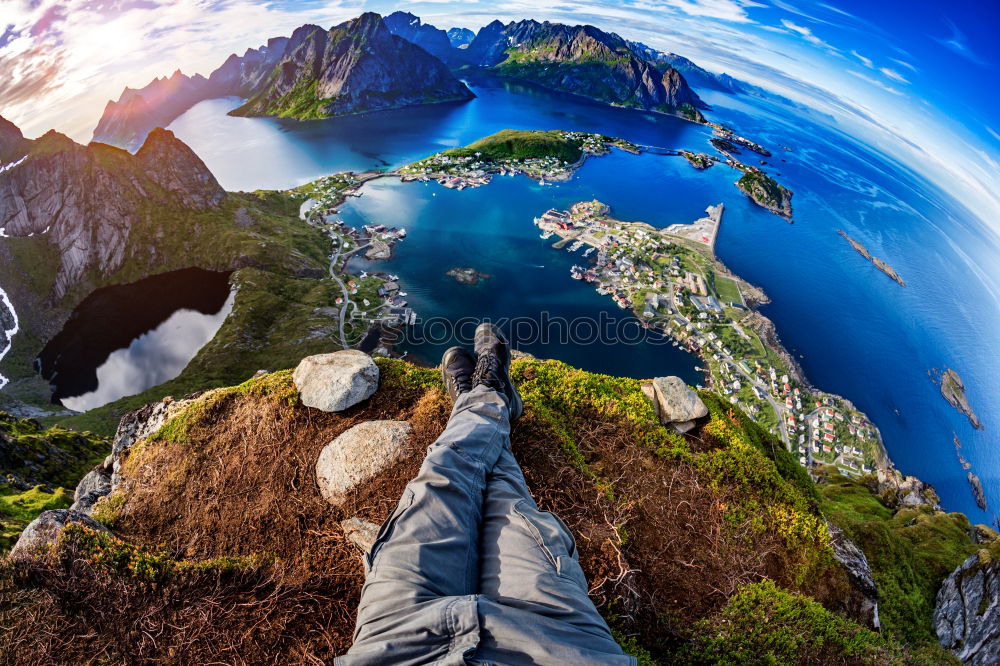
[
  {"xmin": 446, "ymin": 267, "xmax": 490, "ymax": 285},
  {"xmin": 932, "ymin": 368, "xmax": 983, "ymax": 429},
  {"xmin": 737, "ymin": 171, "xmax": 793, "ymax": 220},
  {"xmin": 837, "ymin": 230, "xmax": 906, "ymax": 287},
  {"xmin": 680, "ymin": 151, "xmax": 714, "ymax": 169},
  {"xmin": 968, "ymin": 471, "xmax": 987, "ymax": 511}
]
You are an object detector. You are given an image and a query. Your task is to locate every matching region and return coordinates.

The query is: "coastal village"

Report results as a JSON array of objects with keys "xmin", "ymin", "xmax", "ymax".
[
  {"xmin": 294, "ymin": 173, "xmax": 417, "ymax": 352},
  {"xmin": 398, "ymin": 130, "xmax": 640, "ymax": 187},
  {"xmin": 535, "ymin": 199, "xmax": 886, "ymax": 477}
]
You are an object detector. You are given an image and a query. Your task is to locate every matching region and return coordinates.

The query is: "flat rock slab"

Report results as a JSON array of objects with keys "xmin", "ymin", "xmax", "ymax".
[
  {"xmin": 294, "ymin": 350, "xmax": 379, "ymax": 413},
  {"xmin": 10, "ymin": 509, "xmax": 108, "ymax": 560},
  {"xmin": 316, "ymin": 420, "xmax": 412, "ymax": 506},
  {"xmin": 651, "ymin": 376, "xmax": 708, "ymax": 424}
]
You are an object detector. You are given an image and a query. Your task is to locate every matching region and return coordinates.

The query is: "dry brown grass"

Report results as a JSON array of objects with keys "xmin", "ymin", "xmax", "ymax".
[{"xmin": 1, "ymin": 371, "xmax": 858, "ymax": 664}]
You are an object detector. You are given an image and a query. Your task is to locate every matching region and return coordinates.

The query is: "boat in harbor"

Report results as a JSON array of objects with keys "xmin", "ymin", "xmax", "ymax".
[
  {"xmin": 583, "ymin": 247, "xmax": 595, "ymax": 257},
  {"xmin": 569, "ymin": 241, "xmax": 583, "ymax": 252},
  {"xmin": 540, "ymin": 231, "xmax": 554, "ymax": 239}
]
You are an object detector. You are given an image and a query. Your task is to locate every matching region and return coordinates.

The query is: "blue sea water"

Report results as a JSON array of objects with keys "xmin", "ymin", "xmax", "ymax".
[{"xmin": 168, "ymin": 75, "xmax": 1000, "ymax": 524}]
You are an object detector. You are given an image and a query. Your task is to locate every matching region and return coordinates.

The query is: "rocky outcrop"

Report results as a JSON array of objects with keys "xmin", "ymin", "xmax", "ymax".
[
  {"xmin": 293, "ymin": 351, "xmax": 379, "ymax": 412},
  {"xmin": 108, "ymin": 396, "xmax": 195, "ymax": 489},
  {"xmin": 70, "ymin": 456, "xmax": 112, "ymax": 514},
  {"xmin": 0, "ymin": 120, "xmax": 224, "ymax": 302},
  {"xmin": 315, "ymin": 420, "xmax": 412, "ymax": 506},
  {"xmin": 650, "ymin": 376, "xmax": 708, "ymax": 429},
  {"xmin": 465, "ymin": 20, "xmax": 705, "ymax": 120},
  {"xmin": 828, "ymin": 522, "xmax": 880, "ymax": 629},
  {"xmin": 935, "ymin": 549, "xmax": 1000, "ymax": 665},
  {"xmin": 866, "ymin": 468, "xmax": 941, "ymax": 510},
  {"xmin": 384, "ymin": 11, "xmax": 457, "ymax": 63},
  {"xmin": 231, "ymin": 13, "xmax": 473, "ymax": 119},
  {"xmin": 9, "ymin": 509, "xmax": 107, "ymax": 560}
]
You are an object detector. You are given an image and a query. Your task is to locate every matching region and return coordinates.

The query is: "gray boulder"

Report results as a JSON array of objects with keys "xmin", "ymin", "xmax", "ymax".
[
  {"xmin": 9, "ymin": 509, "xmax": 107, "ymax": 560},
  {"xmin": 651, "ymin": 376, "xmax": 708, "ymax": 424},
  {"xmin": 828, "ymin": 522, "xmax": 879, "ymax": 629},
  {"xmin": 316, "ymin": 420, "xmax": 412, "ymax": 506},
  {"xmin": 935, "ymin": 550, "xmax": 1000, "ymax": 665},
  {"xmin": 294, "ymin": 351, "xmax": 379, "ymax": 413}
]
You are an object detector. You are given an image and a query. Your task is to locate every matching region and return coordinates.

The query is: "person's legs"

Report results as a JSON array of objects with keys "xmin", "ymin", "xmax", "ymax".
[
  {"xmin": 348, "ymin": 348, "xmax": 509, "ymax": 653},
  {"xmin": 477, "ymin": 448, "xmax": 624, "ymax": 647}
]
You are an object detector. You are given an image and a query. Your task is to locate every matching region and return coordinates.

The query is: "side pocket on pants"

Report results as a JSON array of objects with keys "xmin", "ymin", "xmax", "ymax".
[
  {"xmin": 366, "ymin": 488, "xmax": 415, "ymax": 573},
  {"xmin": 512, "ymin": 500, "xmax": 581, "ymax": 580}
]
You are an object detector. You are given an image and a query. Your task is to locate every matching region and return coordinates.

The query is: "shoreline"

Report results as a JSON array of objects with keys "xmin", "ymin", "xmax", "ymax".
[{"xmin": 536, "ymin": 200, "xmax": 892, "ymax": 474}]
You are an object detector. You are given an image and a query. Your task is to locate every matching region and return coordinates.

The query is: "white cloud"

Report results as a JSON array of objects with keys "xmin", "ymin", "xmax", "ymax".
[
  {"xmin": 779, "ymin": 18, "xmax": 836, "ymax": 52},
  {"xmin": 850, "ymin": 49, "xmax": 873, "ymax": 68},
  {"xmin": 0, "ymin": 0, "xmax": 359, "ymax": 141},
  {"xmin": 847, "ymin": 69, "xmax": 904, "ymax": 96},
  {"xmin": 889, "ymin": 57, "xmax": 916, "ymax": 72},
  {"xmin": 880, "ymin": 67, "xmax": 909, "ymax": 84}
]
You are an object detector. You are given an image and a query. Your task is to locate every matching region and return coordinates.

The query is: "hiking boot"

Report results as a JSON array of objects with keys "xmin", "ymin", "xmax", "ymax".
[
  {"xmin": 441, "ymin": 346, "xmax": 475, "ymax": 402},
  {"xmin": 473, "ymin": 323, "xmax": 523, "ymax": 421}
]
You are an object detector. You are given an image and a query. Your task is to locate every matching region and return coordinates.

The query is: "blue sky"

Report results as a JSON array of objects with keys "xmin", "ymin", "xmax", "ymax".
[{"xmin": 0, "ymin": 0, "xmax": 997, "ymax": 238}]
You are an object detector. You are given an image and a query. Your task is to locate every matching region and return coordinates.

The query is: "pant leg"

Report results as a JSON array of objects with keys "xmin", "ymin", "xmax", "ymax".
[
  {"xmin": 477, "ymin": 448, "xmax": 624, "ymax": 647},
  {"xmin": 348, "ymin": 385, "xmax": 509, "ymax": 652}
]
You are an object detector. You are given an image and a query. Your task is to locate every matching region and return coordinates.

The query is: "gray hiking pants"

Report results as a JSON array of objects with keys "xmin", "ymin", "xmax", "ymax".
[{"xmin": 338, "ymin": 385, "xmax": 633, "ymax": 665}]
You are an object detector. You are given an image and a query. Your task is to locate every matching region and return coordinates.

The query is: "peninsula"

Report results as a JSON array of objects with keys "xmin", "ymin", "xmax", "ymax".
[
  {"xmin": 400, "ymin": 129, "xmax": 639, "ymax": 187},
  {"xmin": 535, "ymin": 200, "xmax": 888, "ymax": 476},
  {"xmin": 837, "ymin": 230, "xmax": 906, "ymax": 287},
  {"xmin": 932, "ymin": 367, "xmax": 982, "ymax": 429}
]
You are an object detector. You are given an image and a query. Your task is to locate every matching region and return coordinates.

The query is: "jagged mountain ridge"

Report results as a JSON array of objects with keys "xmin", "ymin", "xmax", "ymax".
[
  {"xmin": 230, "ymin": 13, "xmax": 473, "ymax": 119},
  {"xmin": 463, "ymin": 19, "xmax": 707, "ymax": 121},
  {"xmin": 383, "ymin": 11, "xmax": 457, "ymax": 63},
  {"xmin": 627, "ymin": 40, "xmax": 745, "ymax": 94},
  {"xmin": 1, "ymin": 119, "xmax": 223, "ymax": 303}
]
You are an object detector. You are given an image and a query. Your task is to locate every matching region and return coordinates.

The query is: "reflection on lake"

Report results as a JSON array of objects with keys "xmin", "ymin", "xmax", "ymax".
[{"xmin": 37, "ymin": 268, "xmax": 233, "ymax": 411}]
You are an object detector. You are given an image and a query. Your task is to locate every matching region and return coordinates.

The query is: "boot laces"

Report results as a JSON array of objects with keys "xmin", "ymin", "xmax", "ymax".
[{"xmin": 474, "ymin": 351, "xmax": 502, "ymax": 390}]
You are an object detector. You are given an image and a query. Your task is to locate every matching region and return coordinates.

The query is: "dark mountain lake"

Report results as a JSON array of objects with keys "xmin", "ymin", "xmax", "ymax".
[{"xmin": 37, "ymin": 268, "xmax": 233, "ymax": 411}]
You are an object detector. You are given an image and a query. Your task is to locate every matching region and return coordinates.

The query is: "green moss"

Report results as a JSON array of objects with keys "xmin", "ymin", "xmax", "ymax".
[
  {"xmin": 0, "ymin": 412, "xmax": 108, "ymax": 551},
  {"xmin": 150, "ymin": 369, "xmax": 297, "ymax": 446},
  {"xmin": 375, "ymin": 357, "xmax": 440, "ymax": 391},
  {"xmin": 62, "ymin": 524, "xmax": 265, "ymax": 582},
  {"xmin": 680, "ymin": 580, "xmax": 908, "ymax": 664},
  {"xmin": 0, "ymin": 485, "xmax": 72, "ymax": 552},
  {"xmin": 818, "ymin": 469, "xmax": 981, "ymax": 647}
]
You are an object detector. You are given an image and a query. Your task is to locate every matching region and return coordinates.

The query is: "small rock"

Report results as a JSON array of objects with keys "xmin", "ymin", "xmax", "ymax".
[
  {"xmin": 651, "ymin": 376, "xmax": 708, "ymax": 424},
  {"xmin": 294, "ymin": 351, "xmax": 379, "ymax": 413},
  {"xmin": 342, "ymin": 517, "xmax": 380, "ymax": 552},
  {"xmin": 9, "ymin": 509, "xmax": 107, "ymax": 560},
  {"xmin": 317, "ymin": 420, "xmax": 412, "ymax": 506},
  {"xmin": 672, "ymin": 420, "xmax": 697, "ymax": 434}
]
